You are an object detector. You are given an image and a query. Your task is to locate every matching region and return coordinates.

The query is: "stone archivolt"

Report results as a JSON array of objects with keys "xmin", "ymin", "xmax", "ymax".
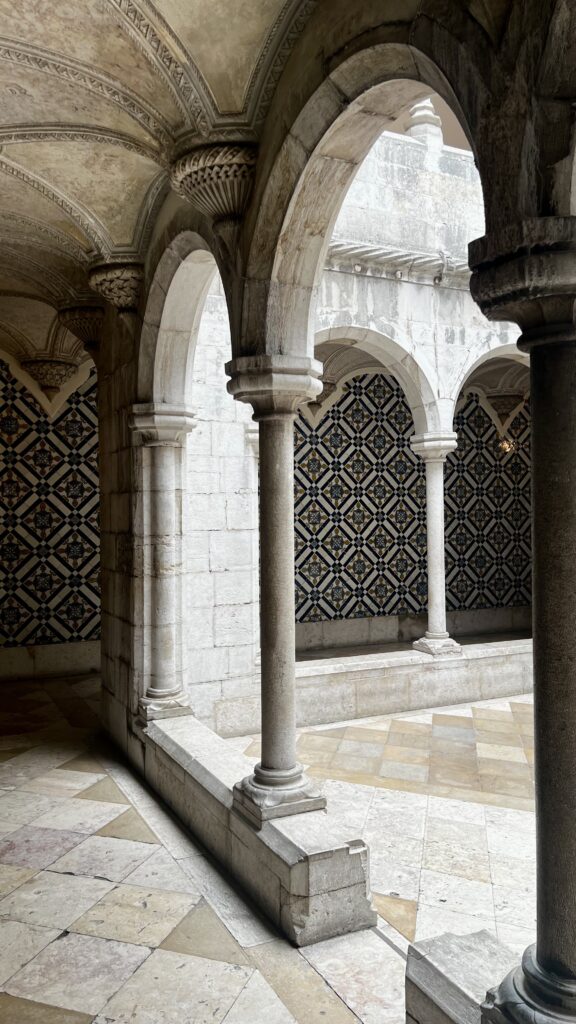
[{"xmin": 170, "ymin": 144, "xmax": 257, "ymax": 222}]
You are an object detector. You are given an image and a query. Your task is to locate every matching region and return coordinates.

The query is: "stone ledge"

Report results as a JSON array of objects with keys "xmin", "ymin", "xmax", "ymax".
[
  {"xmin": 142, "ymin": 713, "xmax": 376, "ymax": 946},
  {"xmin": 406, "ymin": 930, "xmax": 518, "ymax": 1024}
]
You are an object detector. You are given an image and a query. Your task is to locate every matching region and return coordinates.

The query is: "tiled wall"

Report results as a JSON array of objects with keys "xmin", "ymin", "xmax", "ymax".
[
  {"xmin": 295, "ymin": 373, "xmax": 428, "ymax": 622},
  {"xmin": 445, "ymin": 394, "xmax": 531, "ymax": 610},
  {"xmin": 295, "ymin": 374, "xmax": 531, "ymax": 623},
  {"xmin": 0, "ymin": 360, "xmax": 100, "ymax": 646}
]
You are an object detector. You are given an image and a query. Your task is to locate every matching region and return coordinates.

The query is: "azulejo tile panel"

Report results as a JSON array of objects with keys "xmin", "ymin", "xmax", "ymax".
[
  {"xmin": 294, "ymin": 373, "xmax": 427, "ymax": 622},
  {"xmin": 0, "ymin": 361, "xmax": 100, "ymax": 646},
  {"xmin": 445, "ymin": 394, "xmax": 531, "ymax": 610}
]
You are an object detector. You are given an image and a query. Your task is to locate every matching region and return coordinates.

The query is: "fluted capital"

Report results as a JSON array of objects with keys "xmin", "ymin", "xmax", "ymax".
[
  {"xmin": 410, "ymin": 431, "xmax": 458, "ymax": 462},
  {"xmin": 21, "ymin": 357, "xmax": 79, "ymax": 400},
  {"xmin": 58, "ymin": 305, "xmax": 104, "ymax": 355},
  {"xmin": 225, "ymin": 355, "xmax": 323, "ymax": 418},
  {"xmin": 469, "ymin": 217, "xmax": 576, "ymax": 351},
  {"xmin": 129, "ymin": 403, "xmax": 196, "ymax": 446},
  {"xmin": 170, "ymin": 143, "xmax": 257, "ymax": 222},
  {"xmin": 89, "ymin": 261, "xmax": 144, "ymax": 312}
]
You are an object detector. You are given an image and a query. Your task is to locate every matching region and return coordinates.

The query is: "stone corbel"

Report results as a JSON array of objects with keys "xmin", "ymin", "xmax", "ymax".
[
  {"xmin": 170, "ymin": 143, "xmax": 257, "ymax": 255},
  {"xmin": 410, "ymin": 431, "xmax": 457, "ymax": 463},
  {"xmin": 225, "ymin": 354, "xmax": 323, "ymax": 418},
  {"xmin": 58, "ymin": 305, "xmax": 105, "ymax": 363},
  {"xmin": 89, "ymin": 261, "xmax": 144, "ymax": 314}
]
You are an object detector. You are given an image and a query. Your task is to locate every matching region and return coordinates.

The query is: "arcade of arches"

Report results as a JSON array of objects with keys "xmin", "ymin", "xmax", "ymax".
[{"xmin": 0, "ymin": 3, "xmax": 575, "ymax": 1022}]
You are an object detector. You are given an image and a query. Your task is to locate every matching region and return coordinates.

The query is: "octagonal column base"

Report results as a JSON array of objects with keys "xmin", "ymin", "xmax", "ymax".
[
  {"xmin": 483, "ymin": 947, "xmax": 576, "ymax": 1023},
  {"xmin": 413, "ymin": 634, "xmax": 462, "ymax": 658},
  {"xmin": 233, "ymin": 763, "xmax": 326, "ymax": 829}
]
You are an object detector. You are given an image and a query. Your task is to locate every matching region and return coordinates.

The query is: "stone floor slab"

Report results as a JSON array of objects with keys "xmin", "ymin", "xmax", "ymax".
[
  {"xmin": 221, "ymin": 970, "xmax": 296, "ymax": 1023},
  {"xmin": 97, "ymin": 808, "xmax": 159, "ymax": 844},
  {"xmin": 0, "ymin": 826, "xmax": 85, "ymax": 869},
  {"xmin": 0, "ymin": 863, "xmax": 35, "ymax": 897},
  {"xmin": 71, "ymin": 883, "xmax": 198, "ymax": 946},
  {"xmin": 94, "ymin": 948, "xmax": 253, "ymax": 1024},
  {"xmin": 0, "ymin": 869, "xmax": 114, "ymax": 928},
  {"xmin": 160, "ymin": 898, "xmax": 249, "ymax": 964},
  {"xmin": 122, "ymin": 847, "xmax": 200, "ymax": 895},
  {"xmin": 21, "ymin": 769, "xmax": 104, "ymax": 797},
  {"xmin": 5, "ymin": 932, "xmax": 150, "ymax": 1015},
  {"xmin": 33, "ymin": 798, "xmax": 125, "ymax": 834},
  {"xmin": 51, "ymin": 835, "xmax": 157, "ymax": 882},
  {"xmin": 0, "ymin": 920, "xmax": 61, "ymax": 984},
  {"xmin": 0, "ymin": 994, "xmax": 94, "ymax": 1024}
]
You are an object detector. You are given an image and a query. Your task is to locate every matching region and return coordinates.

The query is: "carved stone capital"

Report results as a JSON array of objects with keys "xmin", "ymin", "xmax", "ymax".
[
  {"xmin": 58, "ymin": 305, "xmax": 104, "ymax": 356},
  {"xmin": 410, "ymin": 431, "xmax": 458, "ymax": 462},
  {"xmin": 170, "ymin": 143, "xmax": 257, "ymax": 222},
  {"xmin": 225, "ymin": 355, "xmax": 323, "ymax": 418},
  {"xmin": 21, "ymin": 357, "xmax": 79, "ymax": 400},
  {"xmin": 129, "ymin": 403, "xmax": 196, "ymax": 446},
  {"xmin": 89, "ymin": 261, "xmax": 144, "ymax": 312},
  {"xmin": 469, "ymin": 217, "xmax": 576, "ymax": 351}
]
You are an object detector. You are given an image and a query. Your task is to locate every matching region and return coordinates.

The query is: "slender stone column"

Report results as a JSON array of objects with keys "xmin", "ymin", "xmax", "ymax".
[
  {"xmin": 130, "ymin": 404, "xmax": 195, "ymax": 720},
  {"xmin": 468, "ymin": 218, "xmax": 576, "ymax": 1023},
  {"xmin": 411, "ymin": 433, "xmax": 461, "ymax": 657},
  {"xmin": 226, "ymin": 355, "xmax": 327, "ymax": 827}
]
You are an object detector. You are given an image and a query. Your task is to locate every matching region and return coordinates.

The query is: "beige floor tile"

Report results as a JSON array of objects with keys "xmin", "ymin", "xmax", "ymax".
[
  {"xmin": 423, "ymin": 840, "xmax": 491, "ymax": 883},
  {"xmin": 0, "ymin": 994, "xmax": 94, "ymax": 1024},
  {"xmin": 0, "ymin": 920, "xmax": 61, "ymax": 984},
  {"xmin": 161, "ymin": 898, "xmax": 248, "ymax": 964},
  {"xmin": 0, "ymin": 792, "xmax": 62, "ymax": 826},
  {"xmin": 0, "ymin": 864, "xmax": 36, "ymax": 897},
  {"xmin": 5, "ymin": 931, "xmax": 149, "ymax": 1015},
  {"xmin": 428, "ymin": 767, "xmax": 480, "ymax": 789},
  {"xmin": 472, "ymin": 709, "xmax": 516, "ymax": 724},
  {"xmin": 480, "ymin": 775, "xmax": 534, "ymax": 799},
  {"xmin": 34, "ymin": 797, "xmax": 125, "ymax": 834},
  {"xmin": 432, "ymin": 715, "xmax": 474, "ymax": 729},
  {"xmin": 97, "ymin": 807, "xmax": 159, "ymax": 844},
  {"xmin": 381, "ymin": 745, "xmax": 429, "ymax": 765},
  {"xmin": 330, "ymin": 753, "xmax": 381, "ymax": 774},
  {"xmin": 343, "ymin": 726, "xmax": 392, "ymax": 743},
  {"xmin": 94, "ymin": 948, "xmax": 252, "ymax": 1024},
  {"xmin": 475, "ymin": 741, "xmax": 524, "ymax": 765},
  {"xmin": 0, "ymin": 818, "xmax": 19, "ymax": 839},
  {"xmin": 371, "ymin": 893, "xmax": 417, "ymax": 941},
  {"xmin": 390, "ymin": 720, "xmax": 431, "ymax": 735},
  {"xmin": 338, "ymin": 738, "xmax": 387, "ymax": 758},
  {"xmin": 21, "ymin": 769, "xmax": 104, "ymax": 797},
  {"xmin": 477, "ymin": 758, "xmax": 532, "ymax": 779},
  {"xmin": 60, "ymin": 753, "xmax": 105, "ymax": 774},
  {"xmin": 296, "ymin": 734, "xmax": 340, "ymax": 752},
  {"xmin": 51, "ymin": 835, "xmax": 157, "ymax": 883},
  {"xmin": 247, "ymin": 938, "xmax": 358, "ymax": 1024},
  {"xmin": 474, "ymin": 730, "xmax": 524, "ymax": 747},
  {"xmin": 419, "ymin": 868, "xmax": 494, "ymax": 918},
  {"xmin": 71, "ymin": 883, "xmax": 197, "ymax": 946},
  {"xmin": 122, "ymin": 847, "xmax": 201, "ymax": 895},
  {"xmin": 415, "ymin": 904, "xmax": 495, "ymax": 941},
  {"xmin": 0, "ymin": 869, "xmax": 114, "ymax": 929},
  {"xmin": 378, "ymin": 762, "xmax": 429, "ymax": 783},
  {"xmin": 77, "ymin": 777, "xmax": 130, "ymax": 804},
  {"xmin": 386, "ymin": 731, "xmax": 430, "ymax": 750},
  {"xmin": 221, "ymin": 970, "xmax": 296, "ymax": 1024}
]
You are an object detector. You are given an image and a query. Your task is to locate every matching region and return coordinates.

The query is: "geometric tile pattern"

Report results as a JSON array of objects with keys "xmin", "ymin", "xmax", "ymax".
[
  {"xmin": 0, "ymin": 360, "xmax": 100, "ymax": 646},
  {"xmin": 294, "ymin": 373, "xmax": 427, "ymax": 622},
  {"xmin": 445, "ymin": 394, "xmax": 531, "ymax": 610}
]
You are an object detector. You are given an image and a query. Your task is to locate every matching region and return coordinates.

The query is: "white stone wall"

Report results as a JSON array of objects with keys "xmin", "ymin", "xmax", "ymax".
[{"xmin": 183, "ymin": 275, "xmax": 260, "ymax": 731}]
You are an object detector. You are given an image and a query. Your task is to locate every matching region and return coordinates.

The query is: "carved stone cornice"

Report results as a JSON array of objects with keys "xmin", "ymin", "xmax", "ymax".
[
  {"xmin": 170, "ymin": 144, "xmax": 257, "ymax": 222},
  {"xmin": 20, "ymin": 357, "xmax": 79, "ymax": 399},
  {"xmin": 469, "ymin": 217, "xmax": 576, "ymax": 350},
  {"xmin": 226, "ymin": 355, "xmax": 323, "ymax": 418},
  {"xmin": 410, "ymin": 432, "xmax": 458, "ymax": 462},
  {"xmin": 58, "ymin": 306, "xmax": 105, "ymax": 356},
  {"xmin": 327, "ymin": 240, "xmax": 470, "ymax": 286},
  {"xmin": 89, "ymin": 262, "xmax": 144, "ymax": 312}
]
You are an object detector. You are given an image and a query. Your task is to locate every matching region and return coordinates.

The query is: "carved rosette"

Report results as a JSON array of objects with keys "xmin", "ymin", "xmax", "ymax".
[
  {"xmin": 58, "ymin": 306, "xmax": 104, "ymax": 355},
  {"xmin": 170, "ymin": 144, "xmax": 257, "ymax": 222},
  {"xmin": 89, "ymin": 262, "xmax": 144, "ymax": 312},
  {"xmin": 21, "ymin": 358, "xmax": 79, "ymax": 400}
]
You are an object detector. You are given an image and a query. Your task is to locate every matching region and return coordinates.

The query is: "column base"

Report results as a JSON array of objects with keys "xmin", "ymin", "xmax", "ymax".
[
  {"xmin": 483, "ymin": 946, "xmax": 576, "ymax": 1023},
  {"xmin": 138, "ymin": 689, "xmax": 194, "ymax": 722},
  {"xmin": 413, "ymin": 634, "xmax": 462, "ymax": 658},
  {"xmin": 232, "ymin": 762, "xmax": 327, "ymax": 829}
]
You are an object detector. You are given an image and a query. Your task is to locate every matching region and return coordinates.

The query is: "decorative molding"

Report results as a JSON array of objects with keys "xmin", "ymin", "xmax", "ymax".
[
  {"xmin": 129, "ymin": 402, "xmax": 196, "ymax": 445},
  {"xmin": 89, "ymin": 261, "xmax": 144, "ymax": 311},
  {"xmin": 170, "ymin": 144, "xmax": 257, "ymax": 221},
  {"xmin": 131, "ymin": 170, "xmax": 170, "ymax": 254},
  {"xmin": 326, "ymin": 240, "xmax": 470, "ymax": 285},
  {"xmin": 0, "ymin": 247, "xmax": 78, "ymax": 302},
  {"xmin": 20, "ymin": 356, "xmax": 80, "ymax": 398},
  {"xmin": 105, "ymin": 0, "xmax": 212, "ymax": 135},
  {"xmin": 0, "ymin": 124, "xmax": 165, "ymax": 165},
  {"xmin": 244, "ymin": 0, "xmax": 318, "ymax": 127},
  {"xmin": 0, "ymin": 212, "xmax": 90, "ymax": 264},
  {"xmin": 0, "ymin": 154, "xmax": 111, "ymax": 254},
  {"xmin": 0, "ymin": 38, "xmax": 172, "ymax": 147}
]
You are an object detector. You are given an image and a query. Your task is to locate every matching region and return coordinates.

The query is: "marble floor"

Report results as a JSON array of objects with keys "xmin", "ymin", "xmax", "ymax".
[{"xmin": 0, "ymin": 676, "xmax": 536, "ymax": 1024}]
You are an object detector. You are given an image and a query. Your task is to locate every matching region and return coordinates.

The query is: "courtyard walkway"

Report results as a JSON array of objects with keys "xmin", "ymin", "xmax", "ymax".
[{"xmin": 0, "ymin": 676, "xmax": 535, "ymax": 1023}]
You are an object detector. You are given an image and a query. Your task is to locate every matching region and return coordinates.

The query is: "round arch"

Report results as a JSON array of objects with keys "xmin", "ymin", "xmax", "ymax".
[
  {"xmin": 312, "ymin": 325, "xmax": 441, "ymax": 435},
  {"xmin": 241, "ymin": 39, "xmax": 489, "ymax": 364},
  {"xmin": 452, "ymin": 343, "xmax": 529, "ymax": 404},
  {"xmin": 137, "ymin": 231, "xmax": 220, "ymax": 407}
]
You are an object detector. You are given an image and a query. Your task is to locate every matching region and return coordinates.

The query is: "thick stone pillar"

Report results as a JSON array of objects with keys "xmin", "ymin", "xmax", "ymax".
[
  {"xmin": 469, "ymin": 218, "xmax": 576, "ymax": 1023},
  {"xmin": 411, "ymin": 433, "xmax": 461, "ymax": 657},
  {"xmin": 130, "ymin": 404, "xmax": 195, "ymax": 720},
  {"xmin": 226, "ymin": 356, "xmax": 327, "ymax": 827}
]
